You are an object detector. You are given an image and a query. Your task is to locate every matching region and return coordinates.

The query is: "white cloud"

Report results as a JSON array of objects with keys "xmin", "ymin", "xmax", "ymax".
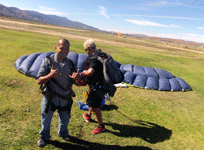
[
  {"xmin": 197, "ymin": 27, "xmax": 203, "ymax": 30},
  {"xmin": 185, "ymin": 33, "xmax": 199, "ymax": 37},
  {"xmin": 38, "ymin": 6, "xmax": 66, "ymax": 16},
  {"xmin": 39, "ymin": 6, "xmax": 56, "ymax": 11},
  {"xmin": 66, "ymin": 13, "xmax": 98, "ymax": 16},
  {"xmin": 184, "ymin": 33, "xmax": 204, "ymax": 39},
  {"xmin": 112, "ymin": 14, "xmax": 204, "ymax": 21},
  {"xmin": 76, "ymin": 8, "xmax": 84, "ymax": 11},
  {"xmin": 38, "ymin": 10, "xmax": 66, "ymax": 16},
  {"xmin": 126, "ymin": 1, "xmax": 184, "ymax": 11},
  {"xmin": 125, "ymin": 19, "xmax": 182, "ymax": 28},
  {"xmin": 99, "ymin": 6, "xmax": 109, "ymax": 19},
  {"xmin": 146, "ymin": 0, "xmax": 183, "ymax": 7}
]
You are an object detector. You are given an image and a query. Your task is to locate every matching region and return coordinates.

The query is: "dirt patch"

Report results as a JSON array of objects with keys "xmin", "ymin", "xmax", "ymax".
[{"xmin": 0, "ymin": 78, "xmax": 24, "ymax": 88}]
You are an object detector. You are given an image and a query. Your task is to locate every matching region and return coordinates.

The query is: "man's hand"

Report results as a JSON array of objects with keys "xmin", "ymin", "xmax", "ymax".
[
  {"xmin": 37, "ymin": 65, "xmax": 59, "ymax": 85},
  {"xmin": 50, "ymin": 65, "xmax": 60, "ymax": 78},
  {"xmin": 81, "ymin": 68, "xmax": 94, "ymax": 77},
  {"xmin": 69, "ymin": 69, "xmax": 80, "ymax": 80},
  {"xmin": 70, "ymin": 69, "xmax": 87, "ymax": 86}
]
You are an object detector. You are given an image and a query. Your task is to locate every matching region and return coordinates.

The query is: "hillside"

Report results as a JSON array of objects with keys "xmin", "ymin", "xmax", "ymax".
[{"xmin": 0, "ymin": 4, "xmax": 101, "ymax": 31}]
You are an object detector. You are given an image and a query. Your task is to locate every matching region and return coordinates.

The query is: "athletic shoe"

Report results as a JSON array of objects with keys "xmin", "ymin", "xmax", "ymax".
[
  {"xmin": 83, "ymin": 113, "xmax": 91, "ymax": 122},
  {"xmin": 37, "ymin": 138, "xmax": 50, "ymax": 147},
  {"xmin": 92, "ymin": 125, "xmax": 106, "ymax": 135}
]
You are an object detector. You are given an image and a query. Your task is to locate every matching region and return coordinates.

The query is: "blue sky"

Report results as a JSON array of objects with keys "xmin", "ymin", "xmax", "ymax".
[{"xmin": 1, "ymin": 0, "xmax": 204, "ymax": 43}]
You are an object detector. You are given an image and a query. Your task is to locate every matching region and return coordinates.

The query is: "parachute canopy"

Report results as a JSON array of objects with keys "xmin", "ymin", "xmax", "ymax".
[
  {"xmin": 14, "ymin": 52, "xmax": 192, "ymax": 92},
  {"xmin": 120, "ymin": 64, "xmax": 191, "ymax": 91}
]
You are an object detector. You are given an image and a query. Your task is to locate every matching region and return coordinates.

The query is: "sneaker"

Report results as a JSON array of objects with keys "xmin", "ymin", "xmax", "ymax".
[
  {"xmin": 37, "ymin": 138, "xmax": 49, "ymax": 147},
  {"xmin": 83, "ymin": 113, "xmax": 91, "ymax": 122},
  {"xmin": 92, "ymin": 125, "xmax": 106, "ymax": 135}
]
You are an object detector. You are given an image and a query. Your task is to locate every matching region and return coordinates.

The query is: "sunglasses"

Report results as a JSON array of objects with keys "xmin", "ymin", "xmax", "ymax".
[{"xmin": 85, "ymin": 47, "xmax": 92, "ymax": 52}]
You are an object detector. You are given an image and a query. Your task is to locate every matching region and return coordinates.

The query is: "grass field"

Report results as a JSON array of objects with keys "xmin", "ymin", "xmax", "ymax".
[{"xmin": 0, "ymin": 18, "xmax": 204, "ymax": 150}]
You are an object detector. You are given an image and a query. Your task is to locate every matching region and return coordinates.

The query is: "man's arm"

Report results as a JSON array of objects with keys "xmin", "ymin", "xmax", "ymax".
[
  {"xmin": 70, "ymin": 68, "xmax": 95, "ymax": 86},
  {"xmin": 69, "ymin": 69, "xmax": 87, "ymax": 86},
  {"xmin": 37, "ymin": 65, "xmax": 59, "ymax": 85},
  {"xmin": 81, "ymin": 68, "xmax": 94, "ymax": 77},
  {"xmin": 76, "ymin": 68, "xmax": 95, "ymax": 86}
]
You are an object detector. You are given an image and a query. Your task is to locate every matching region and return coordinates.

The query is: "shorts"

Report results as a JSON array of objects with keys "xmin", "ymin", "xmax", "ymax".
[{"xmin": 86, "ymin": 89, "xmax": 104, "ymax": 108}]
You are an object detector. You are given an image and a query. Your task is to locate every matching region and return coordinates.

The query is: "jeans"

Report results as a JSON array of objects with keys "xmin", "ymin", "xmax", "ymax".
[{"xmin": 39, "ymin": 96, "xmax": 71, "ymax": 140}]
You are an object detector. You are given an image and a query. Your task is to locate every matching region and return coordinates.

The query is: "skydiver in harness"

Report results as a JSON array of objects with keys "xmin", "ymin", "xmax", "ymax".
[
  {"xmin": 70, "ymin": 39, "xmax": 107, "ymax": 134},
  {"xmin": 36, "ymin": 39, "xmax": 77, "ymax": 147}
]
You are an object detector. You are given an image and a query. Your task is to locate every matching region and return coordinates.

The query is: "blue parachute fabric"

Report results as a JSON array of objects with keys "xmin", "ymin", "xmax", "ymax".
[
  {"xmin": 122, "ymin": 64, "xmax": 134, "ymax": 72},
  {"xmin": 29, "ymin": 52, "xmax": 55, "ymax": 78},
  {"xmin": 159, "ymin": 78, "xmax": 171, "ymax": 91},
  {"xmin": 18, "ymin": 53, "xmax": 42, "ymax": 75},
  {"xmin": 123, "ymin": 71, "xmax": 136, "ymax": 84},
  {"xmin": 14, "ymin": 52, "xmax": 55, "ymax": 78},
  {"xmin": 14, "ymin": 54, "xmax": 29, "ymax": 70},
  {"xmin": 67, "ymin": 52, "xmax": 79, "ymax": 67},
  {"xmin": 14, "ymin": 52, "xmax": 192, "ymax": 91},
  {"xmin": 133, "ymin": 66, "xmax": 146, "ymax": 76},
  {"xmin": 119, "ymin": 65, "xmax": 126, "ymax": 74},
  {"xmin": 77, "ymin": 54, "xmax": 88, "ymax": 73},
  {"xmin": 169, "ymin": 78, "xmax": 182, "ymax": 91},
  {"xmin": 67, "ymin": 52, "xmax": 89, "ymax": 73},
  {"xmin": 120, "ymin": 64, "xmax": 192, "ymax": 91},
  {"xmin": 144, "ymin": 67, "xmax": 159, "ymax": 78},
  {"xmin": 133, "ymin": 75, "xmax": 147, "ymax": 88},
  {"xmin": 146, "ymin": 77, "xmax": 159, "ymax": 90},
  {"xmin": 154, "ymin": 68, "xmax": 174, "ymax": 79},
  {"xmin": 175, "ymin": 77, "xmax": 191, "ymax": 91}
]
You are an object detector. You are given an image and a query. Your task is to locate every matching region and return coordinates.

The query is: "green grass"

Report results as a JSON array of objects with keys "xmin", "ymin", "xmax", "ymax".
[{"xmin": 0, "ymin": 22, "xmax": 204, "ymax": 150}]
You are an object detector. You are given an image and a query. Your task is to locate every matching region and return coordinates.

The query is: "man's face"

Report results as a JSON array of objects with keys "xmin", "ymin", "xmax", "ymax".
[
  {"xmin": 55, "ymin": 42, "xmax": 70, "ymax": 58},
  {"xmin": 85, "ymin": 47, "xmax": 93, "ymax": 55}
]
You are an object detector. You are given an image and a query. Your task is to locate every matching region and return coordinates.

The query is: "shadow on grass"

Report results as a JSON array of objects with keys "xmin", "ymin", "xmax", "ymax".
[
  {"xmin": 101, "ymin": 104, "xmax": 119, "ymax": 111},
  {"xmin": 48, "ymin": 136, "xmax": 152, "ymax": 150},
  {"xmin": 48, "ymin": 104, "xmax": 171, "ymax": 149},
  {"xmin": 105, "ymin": 120, "xmax": 172, "ymax": 144},
  {"xmin": 101, "ymin": 104, "xmax": 172, "ymax": 144}
]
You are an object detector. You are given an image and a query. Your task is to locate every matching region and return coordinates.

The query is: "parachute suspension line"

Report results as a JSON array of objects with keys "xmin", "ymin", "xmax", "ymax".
[
  {"xmin": 72, "ymin": 85, "xmax": 80, "ymax": 103},
  {"xmin": 73, "ymin": 95, "xmax": 79, "ymax": 103},
  {"xmin": 73, "ymin": 88, "xmax": 79, "ymax": 103},
  {"xmin": 73, "ymin": 85, "xmax": 89, "ymax": 104}
]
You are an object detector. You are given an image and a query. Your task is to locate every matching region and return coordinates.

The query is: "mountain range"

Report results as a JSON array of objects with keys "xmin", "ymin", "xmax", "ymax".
[
  {"xmin": 0, "ymin": 4, "xmax": 101, "ymax": 31},
  {"xmin": 0, "ymin": 4, "xmax": 151, "ymax": 38}
]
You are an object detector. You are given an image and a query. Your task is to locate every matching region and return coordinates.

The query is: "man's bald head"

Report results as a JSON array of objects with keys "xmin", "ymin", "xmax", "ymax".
[
  {"xmin": 55, "ymin": 38, "xmax": 70, "ymax": 60},
  {"xmin": 56, "ymin": 38, "xmax": 70, "ymax": 47}
]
